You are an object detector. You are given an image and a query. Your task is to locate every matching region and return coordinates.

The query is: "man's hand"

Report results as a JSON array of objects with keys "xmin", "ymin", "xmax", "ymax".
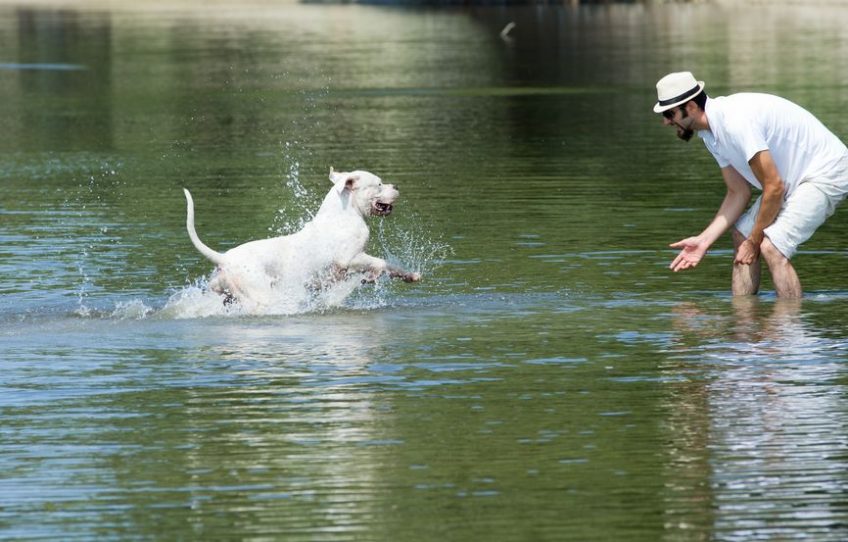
[
  {"xmin": 669, "ymin": 237, "xmax": 708, "ymax": 272},
  {"xmin": 734, "ymin": 238, "xmax": 760, "ymax": 265}
]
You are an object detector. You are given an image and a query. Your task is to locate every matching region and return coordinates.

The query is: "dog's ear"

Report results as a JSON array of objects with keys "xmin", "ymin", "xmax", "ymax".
[
  {"xmin": 343, "ymin": 175, "xmax": 359, "ymax": 191},
  {"xmin": 332, "ymin": 169, "xmax": 359, "ymax": 194},
  {"xmin": 330, "ymin": 168, "xmax": 358, "ymax": 191},
  {"xmin": 329, "ymin": 167, "xmax": 341, "ymax": 184}
]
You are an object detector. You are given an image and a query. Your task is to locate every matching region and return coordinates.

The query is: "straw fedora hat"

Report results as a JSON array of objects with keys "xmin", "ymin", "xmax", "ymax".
[{"xmin": 653, "ymin": 71, "xmax": 705, "ymax": 113}]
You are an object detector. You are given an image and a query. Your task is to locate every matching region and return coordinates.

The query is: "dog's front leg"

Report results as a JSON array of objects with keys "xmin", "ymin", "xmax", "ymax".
[
  {"xmin": 345, "ymin": 253, "xmax": 420, "ymax": 283},
  {"xmin": 345, "ymin": 253, "xmax": 386, "ymax": 283},
  {"xmin": 387, "ymin": 263, "xmax": 421, "ymax": 283}
]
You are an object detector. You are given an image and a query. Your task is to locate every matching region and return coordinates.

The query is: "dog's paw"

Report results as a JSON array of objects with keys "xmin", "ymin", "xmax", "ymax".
[
  {"xmin": 360, "ymin": 272, "xmax": 380, "ymax": 284},
  {"xmin": 220, "ymin": 290, "xmax": 237, "ymax": 306}
]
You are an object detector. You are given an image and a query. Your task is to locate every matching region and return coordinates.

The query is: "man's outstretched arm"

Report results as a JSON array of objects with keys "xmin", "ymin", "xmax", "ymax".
[{"xmin": 669, "ymin": 166, "xmax": 752, "ymax": 272}]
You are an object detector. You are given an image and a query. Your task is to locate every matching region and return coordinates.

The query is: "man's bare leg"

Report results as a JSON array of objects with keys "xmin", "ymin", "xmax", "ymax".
[
  {"xmin": 732, "ymin": 228, "xmax": 761, "ymax": 296},
  {"xmin": 760, "ymin": 238, "xmax": 802, "ymax": 298}
]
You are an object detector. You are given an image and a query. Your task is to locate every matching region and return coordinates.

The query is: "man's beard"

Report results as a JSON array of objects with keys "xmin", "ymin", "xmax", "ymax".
[{"xmin": 675, "ymin": 108, "xmax": 694, "ymax": 141}]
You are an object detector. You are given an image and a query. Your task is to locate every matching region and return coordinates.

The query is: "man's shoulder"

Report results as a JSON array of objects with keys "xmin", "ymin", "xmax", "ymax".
[
  {"xmin": 705, "ymin": 95, "xmax": 753, "ymax": 132},
  {"xmin": 720, "ymin": 92, "xmax": 784, "ymax": 107},
  {"xmin": 723, "ymin": 92, "xmax": 804, "ymax": 114},
  {"xmin": 710, "ymin": 93, "xmax": 794, "ymax": 131}
]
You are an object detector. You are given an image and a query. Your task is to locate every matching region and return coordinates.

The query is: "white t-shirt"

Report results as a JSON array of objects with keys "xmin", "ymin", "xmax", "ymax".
[{"xmin": 697, "ymin": 93, "xmax": 848, "ymax": 194}]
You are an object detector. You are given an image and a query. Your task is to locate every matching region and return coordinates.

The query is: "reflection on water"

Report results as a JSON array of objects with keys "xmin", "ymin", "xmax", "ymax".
[
  {"xmin": 2, "ymin": 1, "xmax": 848, "ymax": 541},
  {"xmin": 663, "ymin": 297, "xmax": 848, "ymax": 540}
]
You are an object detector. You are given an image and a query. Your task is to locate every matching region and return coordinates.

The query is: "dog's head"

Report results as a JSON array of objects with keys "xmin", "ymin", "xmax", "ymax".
[{"xmin": 329, "ymin": 168, "xmax": 399, "ymax": 217}]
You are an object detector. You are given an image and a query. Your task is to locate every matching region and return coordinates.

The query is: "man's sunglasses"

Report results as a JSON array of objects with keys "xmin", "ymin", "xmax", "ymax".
[{"xmin": 662, "ymin": 106, "xmax": 684, "ymax": 120}]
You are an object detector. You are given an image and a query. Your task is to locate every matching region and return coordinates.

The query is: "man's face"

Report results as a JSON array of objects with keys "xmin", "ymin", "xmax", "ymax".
[{"xmin": 662, "ymin": 105, "xmax": 694, "ymax": 142}]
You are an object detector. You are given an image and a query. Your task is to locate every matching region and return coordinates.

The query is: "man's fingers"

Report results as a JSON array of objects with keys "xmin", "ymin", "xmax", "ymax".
[
  {"xmin": 669, "ymin": 253, "xmax": 682, "ymax": 270},
  {"xmin": 670, "ymin": 255, "xmax": 698, "ymax": 272},
  {"xmin": 669, "ymin": 237, "xmax": 698, "ymax": 249},
  {"xmin": 734, "ymin": 248, "xmax": 755, "ymax": 265}
]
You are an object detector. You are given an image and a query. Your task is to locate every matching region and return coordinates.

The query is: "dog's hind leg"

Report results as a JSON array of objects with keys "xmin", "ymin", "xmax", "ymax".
[
  {"xmin": 221, "ymin": 290, "xmax": 236, "ymax": 306},
  {"xmin": 209, "ymin": 268, "xmax": 244, "ymax": 305}
]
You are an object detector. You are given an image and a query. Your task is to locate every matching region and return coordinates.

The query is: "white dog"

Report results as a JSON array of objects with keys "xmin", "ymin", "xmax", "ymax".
[{"xmin": 183, "ymin": 168, "xmax": 420, "ymax": 311}]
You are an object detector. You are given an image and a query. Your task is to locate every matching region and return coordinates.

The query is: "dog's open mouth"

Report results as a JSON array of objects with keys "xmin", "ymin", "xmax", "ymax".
[{"xmin": 372, "ymin": 202, "xmax": 393, "ymax": 216}]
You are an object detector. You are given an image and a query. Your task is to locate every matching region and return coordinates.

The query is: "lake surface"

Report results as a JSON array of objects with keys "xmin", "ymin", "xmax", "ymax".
[{"xmin": 2, "ymin": 1, "xmax": 848, "ymax": 540}]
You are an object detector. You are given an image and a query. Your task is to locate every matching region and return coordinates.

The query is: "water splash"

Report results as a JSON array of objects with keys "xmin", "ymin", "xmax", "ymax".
[
  {"xmin": 61, "ymin": 157, "xmax": 124, "ymax": 318},
  {"xmin": 269, "ymin": 83, "xmax": 330, "ymax": 236},
  {"xmin": 160, "ymin": 280, "xmax": 246, "ymax": 319},
  {"xmin": 269, "ymin": 142, "xmax": 318, "ymax": 236},
  {"xmin": 160, "ymin": 273, "xmax": 380, "ymax": 318},
  {"xmin": 74, "ymin": 245, "xmax": 92, "ymax": 318},
  {"xmin": 111, "ymin": 299, "xmax": 155, "ymax": 320},
  {"xmin": 375, "ymin": 215, "xmax": 453, "ymax": 280}
]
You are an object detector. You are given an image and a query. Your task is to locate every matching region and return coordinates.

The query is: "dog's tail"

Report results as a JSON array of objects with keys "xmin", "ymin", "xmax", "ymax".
[{"xmin": 183, "ymin": 188, "xmax": 226, "ymax": 266}]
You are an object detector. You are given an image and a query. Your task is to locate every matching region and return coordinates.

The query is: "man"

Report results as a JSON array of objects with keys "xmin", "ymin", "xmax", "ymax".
[{"xmin": 655, "ymin": 71, "xmax": 848, "ymax": 298}]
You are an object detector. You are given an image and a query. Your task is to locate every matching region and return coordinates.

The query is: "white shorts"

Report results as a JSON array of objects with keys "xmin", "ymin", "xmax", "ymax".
[{"xmin": 735, "ymin": 158, "xmax": 848, "ymax": 259}]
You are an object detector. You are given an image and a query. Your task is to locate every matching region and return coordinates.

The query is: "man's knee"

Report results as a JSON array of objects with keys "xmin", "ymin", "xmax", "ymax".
[
  {"xmin": 760, "ymin": 237, "xmax": 789, "ymax": 265},
  {"xmin": 731, "ymin": 228, "xmax": 747, "ymax": 247}
]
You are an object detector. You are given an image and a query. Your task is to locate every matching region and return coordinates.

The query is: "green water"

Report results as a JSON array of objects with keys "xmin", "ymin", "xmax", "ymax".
[{"xmin": 2, "ymin": 2, "xmax": 848, "ymax": 540}]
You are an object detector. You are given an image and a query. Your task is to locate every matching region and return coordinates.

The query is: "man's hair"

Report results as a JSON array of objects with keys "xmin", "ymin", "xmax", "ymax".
[{"xmin": 690, "ymin": 90, "xmax": 708, "ymax": 110}]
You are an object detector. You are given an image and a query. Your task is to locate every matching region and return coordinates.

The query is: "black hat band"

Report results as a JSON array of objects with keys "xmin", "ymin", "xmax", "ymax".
[{"xmin": 658, "ymin": 84, "xmax": 702, "ymax": 107}]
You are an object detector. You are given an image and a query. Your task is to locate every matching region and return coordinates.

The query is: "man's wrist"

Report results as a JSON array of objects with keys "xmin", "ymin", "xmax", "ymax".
[{"xmin": 747, "ymin": 232, "xmax": 764, "ymax": 245}]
